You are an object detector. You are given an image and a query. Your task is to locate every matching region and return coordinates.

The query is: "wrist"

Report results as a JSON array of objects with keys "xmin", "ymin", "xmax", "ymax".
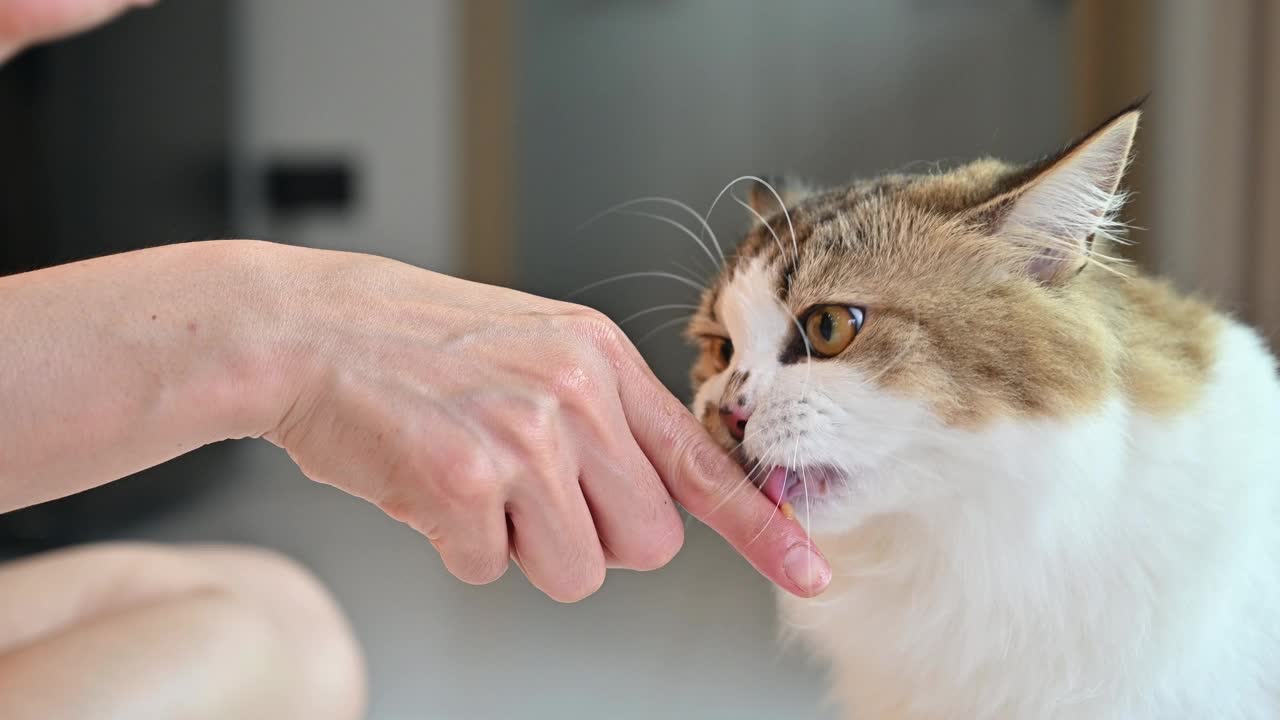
[
  {"xmin": 194, "ymin": 239, "xmax": 318, "ymax": 442},
  {"xmin": 228, "ymin": 241, "xmax": 433, "ymax": 443}
]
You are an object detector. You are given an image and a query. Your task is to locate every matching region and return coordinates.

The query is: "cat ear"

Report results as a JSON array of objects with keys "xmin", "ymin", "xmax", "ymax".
[
  {"xmin": 747, "ymin": 175, "xmax": 813, "ymax": 223},
  {"xmin": 972, "ymin": 107, "xmax": 1140, "ymax": 284}
]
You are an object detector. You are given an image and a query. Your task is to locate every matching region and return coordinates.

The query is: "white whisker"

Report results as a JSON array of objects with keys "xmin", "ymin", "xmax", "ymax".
[
  {"xmin": 734, "ymin": 195, "xmax": 788, "ymax": 259},
  {"xmin": 631, "ymin": 315, "xmax": 694, "ymax": 346},
  {"xmin": 748, "ymin": 435, "xmax": 802, "ymax": 546},
  {"xmin": 671, "ymin": 260, "xmax": 712, "ymax": 286},
  {"xmin": 617, "ymin": 303, "xmax": 701, "ymax": 327},
  {"xmin": 567, "ymin": 271, "xmax": 704, "ymax": 300},
  {"xmin": 705, "ymin": 435, "xmax": 790, "ymax": 516},
  {"xmin": 800, "ymin": 463, "xmax": 813, "ymax": 580},
  {"xmin": 616, "ymin": 209, "xmax": 721, "ymax": 272},
  {"xmin": 578, "ymin": 196, "xmax": 725, "ymax": 266},
  {"xmin": 701, "ymin": 175, "xmax": 799, "ymax": 262}
]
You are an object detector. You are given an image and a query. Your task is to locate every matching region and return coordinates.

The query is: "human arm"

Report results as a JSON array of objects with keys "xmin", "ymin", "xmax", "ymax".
[{"xmin": 0, "ymin": 240, "xmax": 831, "ymax": 599}]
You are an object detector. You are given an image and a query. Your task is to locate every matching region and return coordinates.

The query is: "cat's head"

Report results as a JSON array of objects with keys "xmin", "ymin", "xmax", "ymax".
[{"xmin": 687, "ymin": 107, "xmax": 1140, "ymax": 533}]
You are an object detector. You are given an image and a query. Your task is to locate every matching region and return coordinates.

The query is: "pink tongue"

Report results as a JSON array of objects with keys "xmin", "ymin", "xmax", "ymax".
[{"xmin": 760, "ymin": 466, "xmax": 789, "ymax": 506}]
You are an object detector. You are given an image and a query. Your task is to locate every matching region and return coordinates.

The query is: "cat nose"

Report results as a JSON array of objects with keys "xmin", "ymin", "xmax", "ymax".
[{"xmin": 718, "ymin": 400, "xmax": 752, "ymax": 442}]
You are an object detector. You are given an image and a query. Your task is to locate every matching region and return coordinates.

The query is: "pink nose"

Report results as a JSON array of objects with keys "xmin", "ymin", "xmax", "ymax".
[{"xmin": 719, "ymin": 402, "xmax": 751, "ymax": 442}]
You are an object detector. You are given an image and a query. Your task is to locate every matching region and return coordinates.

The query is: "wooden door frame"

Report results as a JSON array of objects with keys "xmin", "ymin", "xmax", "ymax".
[
  {"xmin": 1075, "ymin": 0, "xmax": 1277, "ymax": 349},
  {"xmin": 1252, "ymin": 0, "xmax": 1280, "ymax": 348},
  {"xmin": 461, "ymin": 0, "xmax": 516, "ymax": 286}
]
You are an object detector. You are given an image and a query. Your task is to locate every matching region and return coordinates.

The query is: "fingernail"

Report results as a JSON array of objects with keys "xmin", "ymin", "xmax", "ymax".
[{"xmin": 783, "ymin": 543, "xmax": 831, "ymax": 595}]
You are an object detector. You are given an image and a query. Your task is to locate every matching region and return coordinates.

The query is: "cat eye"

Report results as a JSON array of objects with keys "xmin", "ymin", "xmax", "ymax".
[
  {"xmin": 707, "ymin": 337, "xmax": 734, "ymax": 372},
  {"xmin": 803, "ymin": 305, "xmax": 864, "ymax": 357}
]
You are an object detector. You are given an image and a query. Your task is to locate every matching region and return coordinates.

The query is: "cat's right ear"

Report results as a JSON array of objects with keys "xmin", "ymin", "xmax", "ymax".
[
  {"xmin": 746, "ymin": 175, "xmax": 813, "ymax": 223},
  {"xmin": 966, "ymin": 105, "xmax": 1140, "ymax": 284}
]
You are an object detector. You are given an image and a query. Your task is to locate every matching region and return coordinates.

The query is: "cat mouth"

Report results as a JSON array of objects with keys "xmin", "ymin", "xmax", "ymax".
[{"xmin": 756, "ymin": 465, "xmax": 842, "ymax": 507}]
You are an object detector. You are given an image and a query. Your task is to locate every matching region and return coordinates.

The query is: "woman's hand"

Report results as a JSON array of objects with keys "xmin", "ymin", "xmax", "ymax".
[
  {"xmin": 0, "ymin": 240, "xmax": 830, "ymax": 601},
  {"xmin": 0, "ymin": 0, "xmax": 157, "ymax": 62},
  {"xmin": 0, "ymin": 0, "xmax": 830, "ymax": 603},
  {"xmin": 265, "ymin": 248, "xmax": 831, "ymax": 601}
]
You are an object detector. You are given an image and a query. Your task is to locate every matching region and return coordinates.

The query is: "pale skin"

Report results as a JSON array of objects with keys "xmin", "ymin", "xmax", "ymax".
[{"xmin": 0, "ymin": 2, "xmax": 830, "ymax": 718}]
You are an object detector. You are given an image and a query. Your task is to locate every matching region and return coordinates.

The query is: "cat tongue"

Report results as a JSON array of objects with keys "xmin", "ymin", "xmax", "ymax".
[{"xmin": 760, "ymin": 466, "xmax": 790, "ymax": 506}]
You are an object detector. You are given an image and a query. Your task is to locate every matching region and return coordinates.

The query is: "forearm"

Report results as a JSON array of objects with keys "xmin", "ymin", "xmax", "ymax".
[{"xmin": 0, "ymin": 240, "xmax": 297, "ymax": 512}]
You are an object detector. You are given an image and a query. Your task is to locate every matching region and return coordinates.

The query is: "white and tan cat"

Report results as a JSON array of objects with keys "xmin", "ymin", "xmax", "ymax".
[{"xmin": 686, "ymin": 107, "xmax": 1280, "ymax": 719}]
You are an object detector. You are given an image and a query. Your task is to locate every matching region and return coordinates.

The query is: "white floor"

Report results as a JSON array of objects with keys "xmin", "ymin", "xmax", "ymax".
[{"xmin": 118, "ymin": 440, "xmax": 835, "ymax": 720}]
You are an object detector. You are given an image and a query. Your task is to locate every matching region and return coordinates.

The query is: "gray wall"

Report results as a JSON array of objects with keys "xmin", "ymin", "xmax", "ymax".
[{"xmin": 517, "ymin": 0, "xmax": 1071, "ymax": 397}]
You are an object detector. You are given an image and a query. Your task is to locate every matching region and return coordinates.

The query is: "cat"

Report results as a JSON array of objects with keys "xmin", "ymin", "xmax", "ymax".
[{"xmin": 685, "ymin": 105, "xmax": 1280, "ymax": 719}]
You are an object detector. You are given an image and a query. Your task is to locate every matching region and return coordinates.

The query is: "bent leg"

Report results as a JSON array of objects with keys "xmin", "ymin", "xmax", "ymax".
[{"xmin": 0, "ymin": 542, "xmax": 365, "ymax": 720}]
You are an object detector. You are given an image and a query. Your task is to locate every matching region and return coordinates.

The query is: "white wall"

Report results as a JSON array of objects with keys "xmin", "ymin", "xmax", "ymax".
[{"xmin": 232, "ymin": 0, "xmax": 460, "ymax": 273}]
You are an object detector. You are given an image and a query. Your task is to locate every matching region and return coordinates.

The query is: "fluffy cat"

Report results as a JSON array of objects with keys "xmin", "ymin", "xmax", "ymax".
[{"xmin": 685, "ymin": 106, "xmax": 1280, "ymax": 719}]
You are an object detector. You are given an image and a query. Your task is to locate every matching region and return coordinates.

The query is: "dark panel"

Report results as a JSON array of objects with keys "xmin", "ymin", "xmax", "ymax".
[{"xmin": 0, "ymin": 0, "xmax": 237, "ymax": 547}]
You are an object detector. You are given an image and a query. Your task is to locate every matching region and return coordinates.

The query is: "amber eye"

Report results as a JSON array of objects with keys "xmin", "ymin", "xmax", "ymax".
[
  {"xmin": 708, "ymin": 337, "xmax": 734, "ymax": 372},
  {"xmin": 803, "ymin": 305, "xmax": 865, "ymax": 357}
]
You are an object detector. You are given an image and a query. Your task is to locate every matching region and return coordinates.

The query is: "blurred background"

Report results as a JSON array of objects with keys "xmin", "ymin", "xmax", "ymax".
[{"xmin": 0, "ymin": 1, "xmax": 1275, "ymax": 718}]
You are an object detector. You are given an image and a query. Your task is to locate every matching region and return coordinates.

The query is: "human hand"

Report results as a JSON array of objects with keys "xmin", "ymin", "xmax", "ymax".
[
  {"xmin": 263, "ymin": 247, "xmax": 832, "ymax": 601},
  {"xmin": 0, "ymin": 0, "xmax": 156, "ymax": 62}
]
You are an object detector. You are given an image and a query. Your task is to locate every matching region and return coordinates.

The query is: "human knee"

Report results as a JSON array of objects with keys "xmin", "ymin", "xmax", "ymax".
[{"xmin": 186, "ymin": 545, "xmax": 367, "ymax": 719}]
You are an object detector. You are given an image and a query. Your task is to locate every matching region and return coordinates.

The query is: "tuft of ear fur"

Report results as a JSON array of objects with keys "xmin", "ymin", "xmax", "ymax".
[
  {"xmin": 972, "ymin": 107, "xmax": 1140, "ymax": 284},
  {"xmin": 747, "ymin": 175, "xmax": 814, "ymax": 223}
]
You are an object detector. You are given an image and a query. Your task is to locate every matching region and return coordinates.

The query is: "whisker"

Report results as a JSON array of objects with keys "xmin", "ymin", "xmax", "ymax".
[
  {"xmin": 671, "ymin": 260, "xmax": 712, "ymax": 286},
  {"xmin": 801, "ymin": 463, "xmax": 813, "ymax": 580},
  {"xmin": 632, "ymin": 315, "xmax": 694, "ymax": 346},
  {"xmin": 611, "ymin": 209, "xmax": 721, "ymax": 273},
  {"xmin": 701, "ymin": 174, "xmax": 799, "ymax": 262},
  {"xmin": 718, "ymin": 432, "xmax": 783, "ymax": 490},
  {"xmin": 617, "ymin": 303, "xmax": 700, "ymax": 327},
  {"xmin": 578, "ymin": 196, "xmax": 725, "ymax": 266},
  {"xmin": 747, "ymin": 436, "xmax": 802, "ymax": 545},
  {"xmin": 566, "ymin": 271, "xmax": 704, "ymax": 300},
  {"xmin": 733, "ymin": 195, "xmax": 788, "ymax": 259},
  {"xmin": 725, "ymin": 440, "xmax": 789, "ymax": 492},
  {"xmin": 704, "ymin": 436, "xmax": 789, "ymax": 516}
]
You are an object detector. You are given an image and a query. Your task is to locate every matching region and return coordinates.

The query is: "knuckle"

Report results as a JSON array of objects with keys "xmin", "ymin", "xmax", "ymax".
[
  {"xmin": 502, "ymin": 394, "xmax": 568, "ymax": 487},
  {"xmin": 548, "ymin": 358, "xmax": 605, "ymax": 409},
  {"xmin": 379, "ymin": 494, "xmax": 416, "ymax": 525},
  {"xmin": 571, "ymin": 308, "xmax": 625, "ymax": 353},
  {"xmin": 507, "ymin": 391, "xmax": 560, "ymax": 439},
  {"xmin": 550, "ymin": 562, "xmax": 606, "ymax": 604},
  {"xmin": 682, "ymin": 440, "xmax": 741, "ymax": 511},
  {"xmin": 630, "ymin": 520, "xmax": 685, "ymax": 571},
  {"xmin": 447, "ymin": 444, "xmax": 492, "ymax": 480},
  {"xmin": 448, "ymin": 547, "xmax": 509, "ymax": 586},
  {"xmin": 436, "ymin": 446, "xmax": 501, "ymax": 505}
]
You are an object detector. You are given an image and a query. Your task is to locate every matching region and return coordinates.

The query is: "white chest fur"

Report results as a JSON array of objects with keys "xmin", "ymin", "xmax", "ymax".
[{"xmin": 780, "ymin": 322, "xmax": 1280, "ymax": 719}]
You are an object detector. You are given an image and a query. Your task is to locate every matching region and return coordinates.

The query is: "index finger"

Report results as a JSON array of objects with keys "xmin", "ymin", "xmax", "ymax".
[{"xmin": 615, "ymin": 355, "xmax": 831, "ymax": 597}]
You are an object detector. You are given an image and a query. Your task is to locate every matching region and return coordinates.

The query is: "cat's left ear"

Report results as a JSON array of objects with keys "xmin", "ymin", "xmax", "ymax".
[
  {"xmin": 971, "ymin": 106, "xmax": 1140, "ymax": 284},
  {"xmin": 746, "ymin": 175, "xmax": 814, "ymax": 223}
]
